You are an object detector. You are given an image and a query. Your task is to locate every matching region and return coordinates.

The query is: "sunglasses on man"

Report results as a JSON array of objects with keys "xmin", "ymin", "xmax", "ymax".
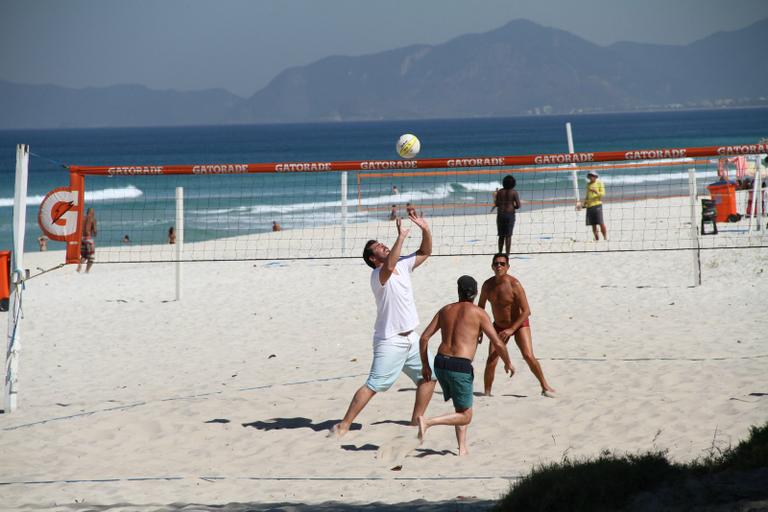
[{"xmin": 492, "ymin": 261, "xmax": 507, "ymax": 267}]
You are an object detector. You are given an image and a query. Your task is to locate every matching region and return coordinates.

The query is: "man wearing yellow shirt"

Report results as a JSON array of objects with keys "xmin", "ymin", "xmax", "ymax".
[{"xmin": 582, "ymin": 171, "xmax": 607, "ymax": 240}]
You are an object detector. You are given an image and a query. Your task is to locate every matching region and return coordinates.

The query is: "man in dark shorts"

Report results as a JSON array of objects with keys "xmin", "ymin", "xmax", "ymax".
[
  {"xmin": 582, "ymin": 171, "xmax": 607, "ymax": 241},
  {"xmin": 418, "ymin": 275, "xmax": 514, "ymax": 456},
  {"xmin": 494, "ymin": 175, "xmax": 521, "ymax": 255},
  {"xmin": 479, "ymin": 253, "xmax": 556, "ymax": 397}
]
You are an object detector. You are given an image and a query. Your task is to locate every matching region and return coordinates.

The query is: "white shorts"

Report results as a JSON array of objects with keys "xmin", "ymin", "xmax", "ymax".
[{"xmin": 365, "ymin": 331, "xmax": 434, "ymax": 392}]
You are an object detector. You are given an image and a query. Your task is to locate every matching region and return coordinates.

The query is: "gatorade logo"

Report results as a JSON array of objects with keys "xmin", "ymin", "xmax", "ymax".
[{"xmin": 38, "ymin": 187, "xmax": 80, "ymax": 241}]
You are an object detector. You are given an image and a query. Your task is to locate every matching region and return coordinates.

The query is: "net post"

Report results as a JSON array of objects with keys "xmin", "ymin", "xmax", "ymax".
[
  {"xmin": 688, "ymin": 168, "xmax": 701, "ymax": 287},
  {"xmin": 758, "ymin": 158, "xmax": 765, "ymax": 230},
  {"xmin": 175, "ymin": 187, "xmax": 183, "ymax": 301},
  {"xmin": 566, "ymin": 123, "xmax": 580, "ymax": 204},
  {"xmin": 341, "ymin": 171, "xmax": 348, "ymax": 256},
  {"xmin": 749, "ymin": 156, "xmax": 763, "ymax": 233},
  {"xmin": 748, "ymin": 158, "xmax": 758, "ymax": 233},
  {"xmin": 4, "ymin": 144, "xmax": 29, "ymax": 413},
  {"xmin": 66, "ymin": 172, "xmax": 85, "ymax": 264}
]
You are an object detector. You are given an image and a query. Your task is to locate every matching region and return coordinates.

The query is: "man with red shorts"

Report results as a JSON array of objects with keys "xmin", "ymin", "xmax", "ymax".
[{"xmin": 478, "ymin": 253, "xmax": 556, "ymax": 397}]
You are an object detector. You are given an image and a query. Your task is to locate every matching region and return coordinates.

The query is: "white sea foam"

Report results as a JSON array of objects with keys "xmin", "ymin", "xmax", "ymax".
[
  {"xmin": 0, "ymin": 185, "xmax": 143, "ymax": 207},
  {"xmin": 600, "ymin": 169, "xmax": 718, "ymax": 185},
  {"xmin": 196, "ymin": 185, "xmax": 456, "ymax": 216}
]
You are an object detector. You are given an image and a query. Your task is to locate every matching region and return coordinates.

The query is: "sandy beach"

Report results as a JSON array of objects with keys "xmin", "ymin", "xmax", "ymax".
[{"xmin": 1, "ymin": 198, "xmax": 767, "ymax": 511}]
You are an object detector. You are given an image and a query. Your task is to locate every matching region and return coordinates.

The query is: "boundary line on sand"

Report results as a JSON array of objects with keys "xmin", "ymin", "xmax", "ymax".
[
  {"xmin": 3, "ymin": 354, "xmax": 766, "ymax": 431},
  {"xmin": 0, "ymin": 474, "xmax": 523, "ymax": 486},
  {"xmin": 0, "ymin": 373, "xmax": 369, "ymax": 431}
]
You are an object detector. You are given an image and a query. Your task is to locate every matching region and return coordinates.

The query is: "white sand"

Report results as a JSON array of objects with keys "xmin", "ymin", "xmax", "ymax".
[{"xmin": 1, "ymin": 202, "xmax": 767, "ymax": 511}]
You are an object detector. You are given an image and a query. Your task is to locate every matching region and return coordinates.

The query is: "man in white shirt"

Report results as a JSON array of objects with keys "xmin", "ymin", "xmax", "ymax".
[{"xmin": 330, "ymin": 210, "xmax": 435, "ymax": 438}]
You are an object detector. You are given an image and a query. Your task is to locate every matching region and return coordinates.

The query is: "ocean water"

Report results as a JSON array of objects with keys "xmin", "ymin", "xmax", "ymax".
[{"xmin": 1, "ymin": 108, "xmax": 767, "ymax": 253}]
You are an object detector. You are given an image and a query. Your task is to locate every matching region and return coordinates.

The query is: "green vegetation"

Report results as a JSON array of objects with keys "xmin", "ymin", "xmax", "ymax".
[{"xmin": 493, "ymin": 422, "xmax": 768, "ymax": 512}]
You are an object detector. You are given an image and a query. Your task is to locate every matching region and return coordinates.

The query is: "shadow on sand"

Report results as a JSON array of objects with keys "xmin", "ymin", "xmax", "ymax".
[{"xmin": 241, "ymin": 417, "xmax": 361, "ymax": 432}]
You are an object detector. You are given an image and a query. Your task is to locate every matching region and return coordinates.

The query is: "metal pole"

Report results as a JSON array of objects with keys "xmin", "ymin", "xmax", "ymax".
[
  {"xmin": 566, "ymin": 123, "xmax": 580, "ymax": 204},
  {"xmin": 748, "ymin": 158, "xmax": 760, "ymax": 234},
  {"xmin": 755, "ymin": 156, "xmax": 763, "ymax": 232},
  {"xmin": 341, "ymin": 171, "xmax": 348, "ymax": 256},
  {"xmin": 5, "ymin": 144, "xmax": 29, "ymax": 412},
  {"xmin": 688, "ymin": 168, "xmax": 701, "ymax": 287},
  {"xmin": 175, "ymin": 187, "xmax": 183, "ymax": 301}
]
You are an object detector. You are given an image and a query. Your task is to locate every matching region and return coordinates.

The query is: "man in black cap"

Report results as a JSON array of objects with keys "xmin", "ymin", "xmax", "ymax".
[{"xmin": 417, "ymin": 275, "xmax": 514, "ymax": 455}]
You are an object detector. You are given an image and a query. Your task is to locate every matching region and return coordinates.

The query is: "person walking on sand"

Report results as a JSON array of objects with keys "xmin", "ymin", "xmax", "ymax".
[
  {"xmin": 479, "ymin": 253, "xmax": 555, "ymax": 397},
  {"xmin": 580, "ymin": 171, "xmax": 607, "ymax": 241},
  {"xmin": 494, "ymin": 175, "xmax": 520, "ymax": 255},
  {"xmin": 417, "ymin": 275, "xmax": 514, "ymax": 456},
  {"xmin": 330, "ymin": 210, "xmax": 436, "ymax": 438},
  {"xmin": 76, "ymin": 207, "xmax": 97, "ymax": 273}
]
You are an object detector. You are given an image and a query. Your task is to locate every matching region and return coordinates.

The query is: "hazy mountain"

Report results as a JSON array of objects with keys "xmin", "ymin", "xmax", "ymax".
[
  {"xmin": 2, "ymin": 18, "xmax": 766, "ymax": 129},
  {"xmin": 240, "ymin": 18, "xmax": 768, "ymax": 122}
]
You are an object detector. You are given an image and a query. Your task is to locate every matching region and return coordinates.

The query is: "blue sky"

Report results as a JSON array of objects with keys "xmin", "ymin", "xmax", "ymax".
[{"xmin": 1, "ymin": 0, "xmax": 766, "ymax": 97}]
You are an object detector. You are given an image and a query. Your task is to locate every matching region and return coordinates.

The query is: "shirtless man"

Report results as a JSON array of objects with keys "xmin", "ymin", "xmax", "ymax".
[
  {"xmin": 479, "ymin": 253, "xmax": 555, "ymax": 397},
  {"xmin": 418, "ymin": 275, "xmax": 514, "ymax": 455},
  {"xmin": 76, "ymin": 207, "xmax": 97, "ymax": 273},
  {"xmin": 494, "ymin": 175, "xmax": 521, "ymax": 255}
]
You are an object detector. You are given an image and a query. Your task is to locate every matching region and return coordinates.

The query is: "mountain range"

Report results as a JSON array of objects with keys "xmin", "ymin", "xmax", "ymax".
[{"xmin": 2, "ymin": 18, "xmax": 767, "ymax": 129}]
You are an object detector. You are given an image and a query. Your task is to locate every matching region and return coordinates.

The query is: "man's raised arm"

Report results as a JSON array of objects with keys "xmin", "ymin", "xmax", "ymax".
[
  {"xmin": 410, "ymin": 211, "xmax": 432, "ymax": 269},
  {"xmin": 379, "ymin": 217, "xmax": 410, "ymax": 285}
]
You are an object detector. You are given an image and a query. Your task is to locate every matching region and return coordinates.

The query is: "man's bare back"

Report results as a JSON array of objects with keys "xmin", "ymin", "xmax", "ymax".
[
  {"xmin": 495, "ymin": 188, "xmax": 520, "ymax": 214},
  {"xmin": 433, "ymin": 302, "xmax": 498, "ymax": 361}
]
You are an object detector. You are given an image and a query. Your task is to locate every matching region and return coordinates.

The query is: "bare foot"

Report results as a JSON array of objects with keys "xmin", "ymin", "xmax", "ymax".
[
  {"xmin": 483, "ymin": 391, "xmax": 492, "ymax": 397},
  {"xmin": 417, "ymin": 416, "xmax": 427, "ymax": 444},
  {"xmin": 541, "ymin": 389, "xmax": 557, "ymax": 398},
  {"xmin": 458, "ymin": 446, "xmax": 469, "ymax": 456},
  {"xmin": 328, "ymin": 423, "xmax": 348, "ymax": 438}
]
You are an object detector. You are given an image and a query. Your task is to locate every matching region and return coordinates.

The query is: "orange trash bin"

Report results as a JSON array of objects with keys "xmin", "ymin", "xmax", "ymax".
[
  {"xmin": 0, "ymin": 250, "xmax": 10, "ymax": 312},
  {"xmin": 707, "ymin": 182, "xmax": 738, "ymax": 223}
]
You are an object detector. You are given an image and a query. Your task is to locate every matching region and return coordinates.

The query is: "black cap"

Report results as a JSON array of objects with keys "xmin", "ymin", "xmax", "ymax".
[{"xmin": 457, "ymin": 275, "xmax": 477, "ymax": 298}]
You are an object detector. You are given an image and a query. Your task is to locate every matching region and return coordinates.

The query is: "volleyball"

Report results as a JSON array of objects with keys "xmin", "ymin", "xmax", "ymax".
[{"xmin": 396, "ymin": 133, "xmax": 421, "ymax": 159}]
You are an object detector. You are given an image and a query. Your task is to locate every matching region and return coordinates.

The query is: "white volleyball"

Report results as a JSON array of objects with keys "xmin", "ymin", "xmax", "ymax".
[{"xmin": 396, "ymin": 133, "xmax": 421, "ymax": 159}]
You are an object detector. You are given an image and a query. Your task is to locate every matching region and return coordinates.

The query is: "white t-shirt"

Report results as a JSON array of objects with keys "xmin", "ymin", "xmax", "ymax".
[{"xmin": 371, "ymin": 253, "xmax": 419, "ymax": 340}]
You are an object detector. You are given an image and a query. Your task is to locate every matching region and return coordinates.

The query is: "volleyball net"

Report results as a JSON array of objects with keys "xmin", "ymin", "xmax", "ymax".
[{"xmin": 37, "ymin": 143, "xmax": 768, "ymax": 263}]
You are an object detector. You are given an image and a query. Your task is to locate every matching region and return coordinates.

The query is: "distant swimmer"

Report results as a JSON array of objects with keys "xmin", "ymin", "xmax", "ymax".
[
  {"xmin": 417, "ymin": 275, "xmax": 514, "ymax": 456},
  {"xmin": 479, "ymin": 253, "xmax": 555, "ymax": 397},
  {"xmin": 272, "ymin": 221, "xmax": 282, "ymax": 232},
  {"xmin": 330, "ymin": 210, "xmax": 435, "ymax": 438},
  {"xmin": 168, "ymin": 226, "xmax": 176, "ymax": 244},
  {"xmin": 77, "ymin": 207, "xmax": 97, "ymax": 273}
]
